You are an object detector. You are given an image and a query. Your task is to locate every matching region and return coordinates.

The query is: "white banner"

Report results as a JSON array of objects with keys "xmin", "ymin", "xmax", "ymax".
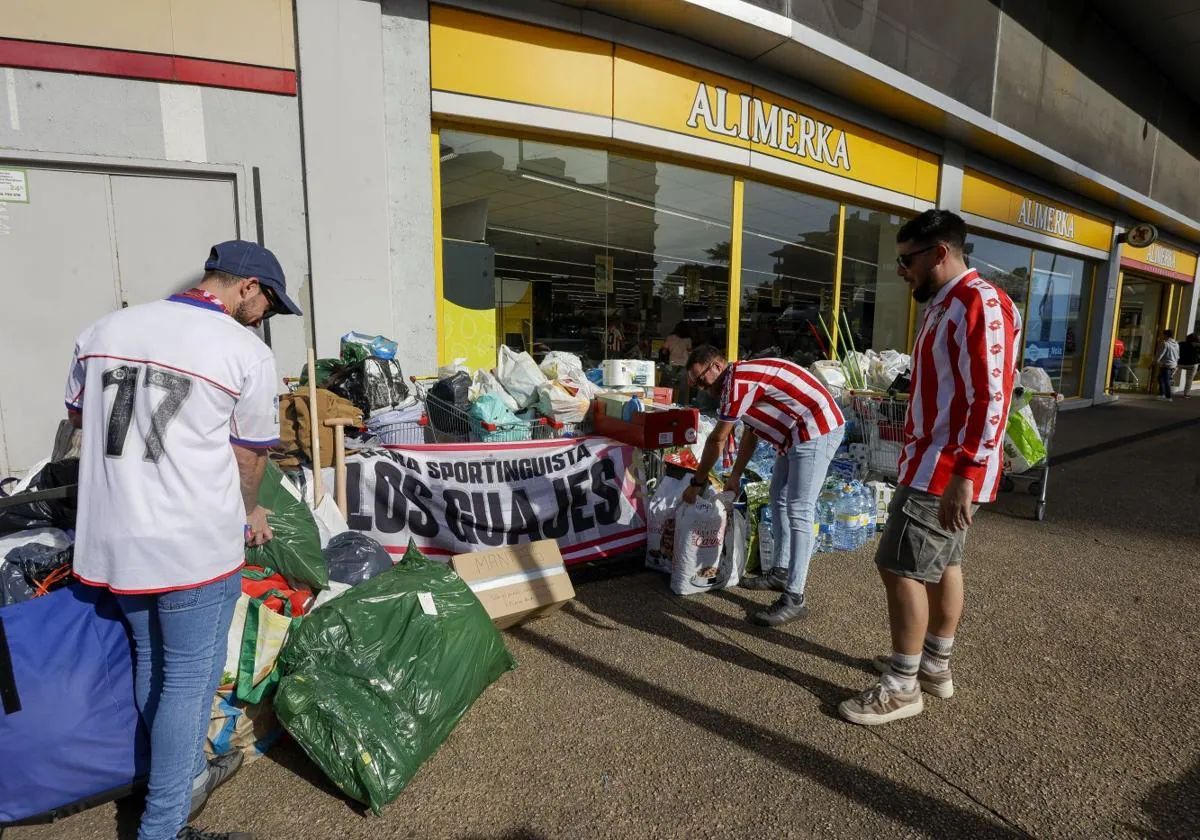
[{"xmin": 318, "ymin": 438, "xmax": 647, "ymax": 564}]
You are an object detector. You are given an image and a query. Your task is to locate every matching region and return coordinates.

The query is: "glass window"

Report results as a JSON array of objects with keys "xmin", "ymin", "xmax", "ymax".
[
  {"xmin": 740, "ymin": 181, "xmax": 839, "ymax": 364},
  {"xmin": 1027, "ymin": 251, "xmax": 1091, "ymax": 396},
  {"xmin": 438, "ymin": 130, "xmax": 732, "ymax": 405},
  {"xmin": 965, "ymin": 234, "xmax": 1031, "ymax": 315},
  {"xmin": 840, "ymin": 205, "xmax": 911, "ymax": 353}
]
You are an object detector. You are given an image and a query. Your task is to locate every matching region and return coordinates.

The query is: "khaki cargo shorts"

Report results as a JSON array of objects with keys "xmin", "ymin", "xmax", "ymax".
[{"xmin": 875, "ymin": 485, "xmax": 978, "ymax": 583}]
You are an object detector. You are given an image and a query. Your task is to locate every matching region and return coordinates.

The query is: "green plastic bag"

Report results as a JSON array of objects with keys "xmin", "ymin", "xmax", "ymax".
[
  {"xmin": 299, "ymin": 358, "xmax": 343, "ymax": 388},
  {"xmin": 273, "ymin": 543, "xmax": 516, "ymax": 814},
  {"xmin": 245, "ymin": 461, "xmax": 329, "ymax": 591},
  {"xmin": 1004, "ymin": 402, "xmax": 1047, "ymax": 473},
  {"xmin": 743, "ymin": 481, "xmax": 771, "ymax": 575}
]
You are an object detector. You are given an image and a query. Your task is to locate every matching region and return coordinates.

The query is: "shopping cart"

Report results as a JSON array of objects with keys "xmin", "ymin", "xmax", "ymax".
[
  {"xmin": 847, "ymin": 391, "xmax": 909, "ymax": 482},
  {"xmin": 1000, "ymin": 387, "xmax": 1060, "ymax": 522},
  {"xmin": 410, "ymin": 376, "xmax": 555, "ymax": 443},
  {"xmin": 370, "ymin": 413, "xmax": 430, "ymax": 445}
]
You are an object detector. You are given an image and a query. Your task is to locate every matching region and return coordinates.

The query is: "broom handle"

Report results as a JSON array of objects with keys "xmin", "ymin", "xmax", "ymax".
[{"xmin": 307, "ymin": 347, "xmax": 324, "ymax": 505}]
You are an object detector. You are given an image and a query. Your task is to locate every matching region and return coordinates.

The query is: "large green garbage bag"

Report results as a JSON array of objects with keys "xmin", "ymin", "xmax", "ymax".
[
  {"xmin": 245, "ymin": 461, "xmax": 328, "ymax": 591},
  {"xmin": 273, "ymin": 543, "xmax": 516, "ymax": 814}
]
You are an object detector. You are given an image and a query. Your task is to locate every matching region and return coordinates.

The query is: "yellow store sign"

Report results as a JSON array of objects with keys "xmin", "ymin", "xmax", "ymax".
[
  {"xmin": 430, "ymin": 6, "xmax": 939, "ymax": 202},
  {"xmin": 1120, "ymin": 241, "xmax": 1198, "ymax": 283},
  {"xmin": 961, "ymin": 169, "xmax": 1113, "ymax": 251}
]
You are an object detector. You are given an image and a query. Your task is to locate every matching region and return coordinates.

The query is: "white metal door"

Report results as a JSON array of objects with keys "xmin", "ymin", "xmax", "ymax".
[
  {"xmin": 109, "ymin": 174, "xmax": 238, "ymax": 305},
  {"xmin": 0, "ymin": 167, "xmax": 239, "ymax": 474}
]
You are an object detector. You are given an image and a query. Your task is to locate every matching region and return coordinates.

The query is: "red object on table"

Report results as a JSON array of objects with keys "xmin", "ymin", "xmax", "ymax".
[{"xmin": 591, "ymin": 401, "xmax": 700, "ymax": 449}]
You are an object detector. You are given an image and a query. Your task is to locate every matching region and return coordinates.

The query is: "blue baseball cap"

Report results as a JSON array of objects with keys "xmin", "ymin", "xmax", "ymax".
[{"xmin": 204, "ymin": 240, "xmax": 302, "ymax": 316}]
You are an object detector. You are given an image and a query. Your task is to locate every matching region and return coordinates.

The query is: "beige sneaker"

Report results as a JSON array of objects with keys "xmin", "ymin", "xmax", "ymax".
[
  {"xmin": 872, "ymin": 655, "xmax": 955, "ymax": 699},
  {"xmin": 838, "ymin": 681, "xmax": 924, "ymax": 725}
]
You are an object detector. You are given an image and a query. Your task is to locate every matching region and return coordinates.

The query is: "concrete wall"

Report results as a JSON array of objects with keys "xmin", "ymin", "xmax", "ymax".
[
  {"xmin": 0, "ymin": 66, "xmax": 310, "ymax": 375},
  {"xmin": 737, "ymin": 0, "xmax": 1200, "ymax": 226},
  {"xmin": 295, "ymin": 0, "xmax": 437, "ymax": 376}
]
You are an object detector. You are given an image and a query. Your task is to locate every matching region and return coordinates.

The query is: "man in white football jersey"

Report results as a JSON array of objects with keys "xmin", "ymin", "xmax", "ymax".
[{"xmin": 65, "ymin": 240, "xmax": 301, "ymax": 840}]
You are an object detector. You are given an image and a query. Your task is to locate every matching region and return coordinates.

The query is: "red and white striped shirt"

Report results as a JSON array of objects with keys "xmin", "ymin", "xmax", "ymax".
[
  {"xmin": 718, "ymin": 358, "xmax": 845, "ymax": 453},
  {"xmin": 899, "ymin": 269, "xmax": 1022, "ymax": 503}
]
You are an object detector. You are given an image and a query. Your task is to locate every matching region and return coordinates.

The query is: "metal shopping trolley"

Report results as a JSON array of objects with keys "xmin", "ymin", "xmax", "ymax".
[
  {"xmin": 847, "ymin": 391, "xmax": 909, "ymax": 482},
  {"xmin": 370, "ymin": 412, "xmax": 430, "ymax": 445},
  {"xmin": 410, "ymin": 376, "xmax": 555, "ymax": 443},
  {"xmin": 1000, "ymin": 387, "xmax": 1061, "ymax": 522}
]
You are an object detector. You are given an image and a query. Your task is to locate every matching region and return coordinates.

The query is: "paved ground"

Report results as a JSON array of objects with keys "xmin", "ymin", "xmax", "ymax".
[{"xmin": 12, "ymin": 395, "xmax": 1200, "ymax": 839}]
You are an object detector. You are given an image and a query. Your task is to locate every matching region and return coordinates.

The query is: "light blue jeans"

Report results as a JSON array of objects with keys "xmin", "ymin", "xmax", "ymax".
[
  {"xmin": 770, "ymin": 426, "xmax": 845, "ymax": 596},
  {"xmin": 116, "ymin": 572, "xmax": 241, "ymax": 840}
]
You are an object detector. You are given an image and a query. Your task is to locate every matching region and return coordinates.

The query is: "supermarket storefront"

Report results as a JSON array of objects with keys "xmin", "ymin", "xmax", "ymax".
[
  {"xmin": 430, "ymin": 6, "xmax": 938, "ymax": 376},
  {"xmin": 420, "ymin": 4, "xmax": 1199, "ymax": 404}
]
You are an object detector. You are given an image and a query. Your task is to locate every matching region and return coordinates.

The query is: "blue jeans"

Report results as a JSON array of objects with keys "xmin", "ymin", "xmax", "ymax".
[
  {"xmin": 116, "ymin": 573, "xmax": 241, "ymax": 840},
  {"xmin": 1159, "ymin": 366, "xmax": 1175, "ymax": 399},
  {"xmin": 769, "ymin": 426, "xmax": 845, "ymax": 596}
]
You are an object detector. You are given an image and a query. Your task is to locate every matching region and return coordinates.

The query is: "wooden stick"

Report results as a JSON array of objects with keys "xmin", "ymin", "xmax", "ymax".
[
  {"xmin": 307, "ymin": 347, "xmax": 324, "ymax": 505},
  {"xmin": 323, "ymin": 418, "xmax": 357, "ymax": 519}
]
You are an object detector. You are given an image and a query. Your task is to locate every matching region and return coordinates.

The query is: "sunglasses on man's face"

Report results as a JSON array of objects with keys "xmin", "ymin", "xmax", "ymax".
[
  {"xmin": 690, "ymin": 361, "xmax": 719, "ymax": 386},
  {"xmin": 258, "ymin": 283, "xmax": 280, "ymax": 318},
  {"xmin": 896, "ymin": 243, "xmax": 939, "ymax": 269}
]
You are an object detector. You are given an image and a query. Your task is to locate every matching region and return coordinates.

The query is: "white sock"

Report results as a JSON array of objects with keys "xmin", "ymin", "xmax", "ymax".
[
  {"xmin": 881, "ymin": 651, "xmax": 920, "ymax": 693},
  {"xmin": 921, "ymin": 633, "xmax": 955, "ymax": 673}
]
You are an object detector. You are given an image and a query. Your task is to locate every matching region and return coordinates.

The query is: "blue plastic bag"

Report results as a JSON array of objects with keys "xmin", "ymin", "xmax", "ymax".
[
  {"xmin": 0, "ymin": 584, "xmax": 149, "ymax": 825},
  {"xmin": 468, "ymin": 393, "xmax": 530, "ymax": 443}
]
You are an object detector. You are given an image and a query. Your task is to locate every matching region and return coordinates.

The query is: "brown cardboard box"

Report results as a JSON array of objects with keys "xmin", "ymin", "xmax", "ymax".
[{"xmin": 451, "ymin": 540, "xmax": 576, "ymax": 629}]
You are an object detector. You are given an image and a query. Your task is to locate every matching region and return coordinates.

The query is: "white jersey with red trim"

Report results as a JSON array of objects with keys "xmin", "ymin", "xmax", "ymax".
[
  {"xmin": 718, "ymin": 358, "xmax": 845, "ymax": 453},
  {"xmin": 65, "ymin": 291, "xmax": 280, "ymax": 593},
  {"xmin": 898, "ymin": 269, "xmax": 1022, "ymax": 503}
]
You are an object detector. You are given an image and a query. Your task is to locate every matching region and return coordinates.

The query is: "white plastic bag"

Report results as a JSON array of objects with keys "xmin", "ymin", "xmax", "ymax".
[
  {"xmin": 539, "ymin": 351, "xmax": 583, "ymax": 380},
  {"xmin": 470, "ymin": 369, "xmax": 520, "ymax": 412},
  {"xmin": 721, "ymin": 502, "xmax": 746, "ymax": 589},
  {"xmin": 438, "ymin": 357, "xmax": 470, "ymax": 380},
  {"xmin": 810, "ymin": 360, "xmax": 847, "ymax": 397},
  {"xmin": 646, "ymin": 472, "xmax": 689, "ymax": 573},
  {"xmin": 867, "ymin": 349, "xmax": 910, "ymax": 391},
  {"xmin": 536, "ymin": 380, "xmax": 589, "ymax": 424},
  {"xmin": 670, "ymin": 490, "xmax": 731, "ymax": 596},
  {"xmin": 688, "ymin": 415, "xmax": 717, "ymax": 463},
  {"xmin": 497, "ymin": 345, "xmax": 548, "ymax": 409}
]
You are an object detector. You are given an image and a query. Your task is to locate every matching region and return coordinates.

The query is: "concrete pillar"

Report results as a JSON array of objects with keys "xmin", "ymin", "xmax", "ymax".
[
  {"xmin": 937, "ymin": 140, "xmax": 965, "ymax": 211},
  {"xmin": 382, "ymin": 0, "xmax": 437, "ymax": 377},
  {"xmin": 1083, "ymin": 229, "xmax": 1123, "ymax": 404},
  {"xmin": 295, "ymin": 0, "xmax": 391, "ymax": 360}
]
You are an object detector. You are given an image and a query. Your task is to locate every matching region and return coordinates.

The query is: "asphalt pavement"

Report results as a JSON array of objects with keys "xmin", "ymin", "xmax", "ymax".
[{"xmin": 12, "ymin": 394, "xmax": 1200, "ymax": 839}]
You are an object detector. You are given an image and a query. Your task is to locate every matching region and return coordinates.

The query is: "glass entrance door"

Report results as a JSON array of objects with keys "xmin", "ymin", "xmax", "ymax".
[{"xmin": 1112, "ymin": 276, "xmax": 1167, "ymax": 392}]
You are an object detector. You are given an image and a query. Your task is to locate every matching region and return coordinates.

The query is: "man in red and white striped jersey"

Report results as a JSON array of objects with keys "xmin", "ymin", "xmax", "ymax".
[
  {"xmin": 683, "ymin": 346, "xmax": 845, "ymax": 627},
  {"xmin": 840, "ymin": 210, "xmax": 1021, "ymax": 726}
]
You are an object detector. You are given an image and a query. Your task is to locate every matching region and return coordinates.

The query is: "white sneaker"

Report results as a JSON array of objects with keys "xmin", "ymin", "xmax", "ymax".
[{"xmin": 838, "ymin": 681, "xmax": 924, "ymax": 726}]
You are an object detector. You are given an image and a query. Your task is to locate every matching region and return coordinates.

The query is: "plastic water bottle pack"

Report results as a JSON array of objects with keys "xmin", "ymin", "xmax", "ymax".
[{"xmin": 820, "ymin": 479, "xmax": 876, "ymax": 552}]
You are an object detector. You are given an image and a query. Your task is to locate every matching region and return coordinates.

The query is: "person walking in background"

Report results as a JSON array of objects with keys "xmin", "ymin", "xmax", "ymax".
[
  {"xmin": 682, "ymin": 345, "xmax": 845, "ymax": 627},
  {"xmin": 1155, "ymin": 329, "xmax": 1180, "ymax": 401},
  {"xmin": 66, "ymin": 241, "xmax": 302, "ymax": 840},
  {"xmin": 838, "ymin": 210, "xmax": 1021, "ymax": 726},
  {"xmin": 1177, "ymin": 333, "xmax": 1199, "ymax": 398},
  {"xmin": 661, "ymin": 321, "xmax": 693, "ymax": 404}
]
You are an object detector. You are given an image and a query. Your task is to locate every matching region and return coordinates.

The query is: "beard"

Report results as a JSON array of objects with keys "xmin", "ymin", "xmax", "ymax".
[
  {"xmin": 233, "ymin": 301, "xmax": 261, "ymax": 327},
  {"xmin": 909, "ymin": 274, "xmax": 936, "ymax": 303}
]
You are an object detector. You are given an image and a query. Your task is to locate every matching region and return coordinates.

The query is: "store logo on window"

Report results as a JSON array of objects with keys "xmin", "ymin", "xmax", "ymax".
[
  {"xmin": 1015, "ymin": 198, "xmax": 1075, "ymax": 240},
  {"xmin": 686, "ymin": 83, "xmax": 851, "ymax": 171},
  {"xmin": 1145, "ymin": 244, "xmax": 1178, "ymax": 270}
]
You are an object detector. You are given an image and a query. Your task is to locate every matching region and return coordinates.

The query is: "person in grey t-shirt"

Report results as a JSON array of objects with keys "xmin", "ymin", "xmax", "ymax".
[{"xmin": 1155, "ymin": 329, "xmax": 1180, "ymax": 401}]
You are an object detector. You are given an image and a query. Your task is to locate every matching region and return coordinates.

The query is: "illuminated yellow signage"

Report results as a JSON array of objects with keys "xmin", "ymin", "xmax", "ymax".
[
  {"xmin": 1121, "ymin": 241, "xmax": 1197, "ymax": 283},
  {"xmin": 961, "ymin": 169, "xmax": 1113, "ymax": 251}
]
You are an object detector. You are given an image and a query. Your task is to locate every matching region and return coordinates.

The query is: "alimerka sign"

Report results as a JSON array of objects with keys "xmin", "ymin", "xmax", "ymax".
[
  {"xmin": 1121, "ymin": 241, "xmax": 1198, "ymax": 284},
  {"xmin": 962, "ymin": 168, "xmax": 1114, "ymax": 251},
  {"xmin": 686, "ymin": 83, "xmax": 851, "ymax": 171}
]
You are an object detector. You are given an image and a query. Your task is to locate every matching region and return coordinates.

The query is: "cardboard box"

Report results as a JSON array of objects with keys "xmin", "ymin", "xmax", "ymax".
[
  {"xmin": 451, "ymin": 540, "xmax": 575, "ymax": 629},
  {"xmin": 591, "ymin": 400, "xmax": 699, "ymax": 449}
]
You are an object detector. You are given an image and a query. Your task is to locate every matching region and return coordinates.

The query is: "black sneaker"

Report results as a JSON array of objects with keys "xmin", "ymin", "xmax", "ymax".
[
  {"xmin": 751, "ymin": 592, "xmax": 809, "ymax": 627},
  {"xmin": 741, "ymin": 568, "xmax": 787, "ymax": 592},
  {"xmin": 189, "ymin": 751, "xmax": 244, "ymax": 820},
  {"xmin": 176, "ymin": 827, "xmax": 256, "ymax": 840}
]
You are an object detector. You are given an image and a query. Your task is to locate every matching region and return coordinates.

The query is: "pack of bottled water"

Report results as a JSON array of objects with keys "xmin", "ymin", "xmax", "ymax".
[{"xmin": 815, "ymin": 478, "xmax": 875, "ymax": 552}]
